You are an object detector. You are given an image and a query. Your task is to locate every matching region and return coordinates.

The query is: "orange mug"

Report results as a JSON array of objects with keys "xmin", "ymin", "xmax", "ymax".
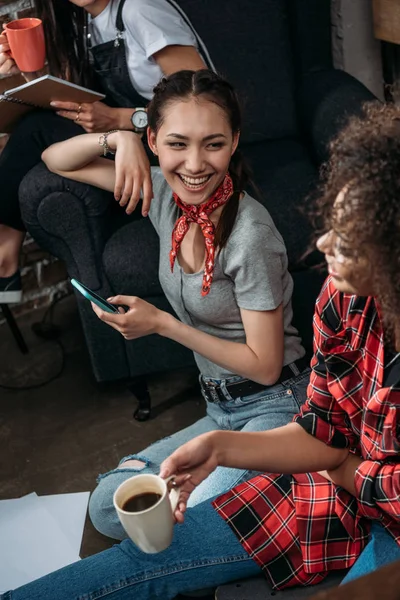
[{"xmin": 3, "ymin": 18, "xmax": 45, "ymax": 73}]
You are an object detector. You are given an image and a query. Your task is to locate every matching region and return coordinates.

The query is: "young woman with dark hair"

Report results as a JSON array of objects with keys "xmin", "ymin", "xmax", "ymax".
[
  {"xmin": 0, "ymin": 0, "xmax": 207, "ymax": 303},
  {"xmin": 41, "ymin": 69, "xmax": 309, "ymax": 539},
  {"xmin": 3, "ymin": 100, "xmax": 400, "ymax": 600}
]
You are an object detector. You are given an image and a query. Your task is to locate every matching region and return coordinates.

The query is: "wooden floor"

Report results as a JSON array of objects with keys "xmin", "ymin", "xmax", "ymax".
[{"xmin": 0, "ymin": 295, "xmax": 209, "ymax": 596}]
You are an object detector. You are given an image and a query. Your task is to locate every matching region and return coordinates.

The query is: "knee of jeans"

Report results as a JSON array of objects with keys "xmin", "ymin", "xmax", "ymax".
[
  {"xmin": 89, "ymin": 478, "xmax": 127, "ymax": 540},
  {"xmin": 116, "ymin": 453, "xmax": 152, "ymax": 471},
  {"xmin": 118, "ymin": 457, "xmax": 148, "ymax": 470},
  {"xmin": 88, "ymin": 455, "xmax": 153, "ymax": 538}
]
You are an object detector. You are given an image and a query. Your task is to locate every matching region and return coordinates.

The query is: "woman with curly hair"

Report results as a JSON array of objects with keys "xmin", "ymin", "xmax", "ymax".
[{"xmin": 2, "ymin": 103, "xmax": 400, "ymax": 599}]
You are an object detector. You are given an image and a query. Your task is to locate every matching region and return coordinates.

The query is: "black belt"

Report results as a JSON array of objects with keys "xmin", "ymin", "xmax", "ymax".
[{"xmin": 200, "ymin": 357, "xmax": 308, "ymax": 403}]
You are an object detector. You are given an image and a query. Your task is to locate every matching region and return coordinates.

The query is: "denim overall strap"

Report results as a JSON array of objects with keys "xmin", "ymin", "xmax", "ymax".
[{"xmin": 89, "ymin": 0, "xmax": 149, "ymax": 108}]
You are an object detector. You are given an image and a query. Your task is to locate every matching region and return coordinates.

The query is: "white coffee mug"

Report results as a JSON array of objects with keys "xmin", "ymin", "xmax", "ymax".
[{"xmin": 113, "ymin": 473, "xmax": 181, "ymax": 553}]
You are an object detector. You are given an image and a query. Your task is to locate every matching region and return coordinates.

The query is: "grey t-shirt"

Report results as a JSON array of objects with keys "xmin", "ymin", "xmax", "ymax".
[{"xmin": 149, "ymin": 168, "xmax": 305, "ymax": 379}]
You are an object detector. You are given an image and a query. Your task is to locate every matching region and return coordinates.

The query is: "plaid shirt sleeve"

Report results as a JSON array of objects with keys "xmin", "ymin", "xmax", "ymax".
[
  {"xmin": 294, "ymin": 278, "xmax": 358, "ymax": 448},
  {"xmin": 355, "ymin": 460, "xmax": 400, "ymax": 523}
]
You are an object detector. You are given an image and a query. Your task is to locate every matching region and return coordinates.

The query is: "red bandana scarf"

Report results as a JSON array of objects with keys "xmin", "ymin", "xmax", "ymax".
[{"xmin": 170, "ymin": 173, "xmax": 234, "ymax": 296}]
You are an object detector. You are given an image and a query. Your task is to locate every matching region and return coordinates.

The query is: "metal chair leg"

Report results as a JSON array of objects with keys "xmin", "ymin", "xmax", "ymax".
[
  {"xmin": 127, "ymin": 375, "xmax": 151, "ymax": 421},
  {"xmin": 0, "ymin": 304, "xmax": 28, "ymax": 354}
]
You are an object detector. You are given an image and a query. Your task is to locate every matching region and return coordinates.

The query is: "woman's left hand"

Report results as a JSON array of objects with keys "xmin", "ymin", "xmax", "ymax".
[
  {"xmin": 112, "ymin": 131, "xmax": 152, "ymax": 215},
  {"xmin": 91, "ymin": 295, "xmax": 165, "ymax": 339},
  {"xmin": 50, "ymin": 100, "xmax": 118, "ymax": 133}
]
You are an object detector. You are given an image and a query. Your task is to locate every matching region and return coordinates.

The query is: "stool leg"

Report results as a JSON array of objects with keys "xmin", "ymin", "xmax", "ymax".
[
  {"xmin": 1, "ymin": 304, "xmax": 29, "ymax": 354},
  {"xmin": 127, "ymin": 375, "xmax": 151, "ymax": 421}
]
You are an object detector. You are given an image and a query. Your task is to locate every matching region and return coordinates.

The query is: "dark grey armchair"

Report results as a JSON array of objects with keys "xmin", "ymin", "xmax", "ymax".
[{"xmin": 19, "ymin": 0, "xmax": 376, "ymax": 419}]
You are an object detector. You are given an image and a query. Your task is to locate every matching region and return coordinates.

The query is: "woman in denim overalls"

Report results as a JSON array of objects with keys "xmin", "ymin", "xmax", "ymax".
[{"xmin": 0, "ymin": 0, "xmax": 206, "ymax": 302}]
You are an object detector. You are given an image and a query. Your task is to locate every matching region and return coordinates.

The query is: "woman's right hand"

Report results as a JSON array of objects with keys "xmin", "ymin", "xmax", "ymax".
[
  {"xmin": 107, "ymin": 130, "xmax": 153, "ymax": 217},
  {"xmin": 0, "ymin": 31, "xmax": 20, "ymax": 75},
  {"xmin": 159, "ymin": 432, "xmax": 220, "ymax": 523}
]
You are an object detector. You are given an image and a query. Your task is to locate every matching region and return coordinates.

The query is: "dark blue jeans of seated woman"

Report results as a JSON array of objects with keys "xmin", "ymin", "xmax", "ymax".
[
  {"xmin": 1, "ymin": 498, "xmax": 262, "ymax": 599},
  {"xmin": 3, "ymin": 505, "xmax": 400, "ymax": 599}
]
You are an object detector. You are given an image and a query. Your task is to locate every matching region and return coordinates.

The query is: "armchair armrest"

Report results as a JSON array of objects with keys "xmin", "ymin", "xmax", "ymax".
[
  {"xmin": 19, "ymin": 162, "xmax": 135, "ymax": 382},
  {"xmin": 297, "ymin": 69, "xmax": 378, "ymax": 165},
  {"xmin": 19, "ymin": 162, "xmax": 114, "ymax": 289}
]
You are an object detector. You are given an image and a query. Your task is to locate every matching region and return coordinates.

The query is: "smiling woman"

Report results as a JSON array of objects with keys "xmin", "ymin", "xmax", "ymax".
[
  {"xmin": 149, "ymin": 102, "xmax": 238, "ymax": 203},
  {"xmin": 161, "ymin": 129, "xmax": 233, "ymax": 194},
  {"xmin": 151, "ymin": 107, "xmax": 236, "ymax": 195},
  {"xmin": 41, "ymin": 69, "xmax": 310, "ymax": 540}
]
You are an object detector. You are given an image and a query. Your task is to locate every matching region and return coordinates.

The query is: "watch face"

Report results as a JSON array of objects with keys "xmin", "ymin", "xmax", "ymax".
[{"xmin": 132, "ymin": 109, "xmax": 148, "ymax": 130}]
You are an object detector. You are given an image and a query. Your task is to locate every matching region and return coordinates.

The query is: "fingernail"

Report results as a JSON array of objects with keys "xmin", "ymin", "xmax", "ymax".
[
  {"xmin": 143, "ymin": 210, "xmax": 148, "ymax": 217},
  {"xmin": 107, "ymin": 297, "xmax": 114, "ymax": 301},
  {"xmin": 184, "ymin": 474, "xmax": 191, "ymax": 480},
  {"xmin": 50, "ymin": 101, "xmax": 57, "ymax": 107}
]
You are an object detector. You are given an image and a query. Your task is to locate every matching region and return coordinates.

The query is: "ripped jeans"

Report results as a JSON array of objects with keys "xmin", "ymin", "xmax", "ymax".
[{"xmin": 89, "ymin": 368, "xmax": 311, "ymax": 540}]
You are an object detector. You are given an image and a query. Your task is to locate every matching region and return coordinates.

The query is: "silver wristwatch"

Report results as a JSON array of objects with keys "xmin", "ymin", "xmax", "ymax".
[{"xmin": 131, "ymin": 108, "xmax": 148, "ymax": 133}]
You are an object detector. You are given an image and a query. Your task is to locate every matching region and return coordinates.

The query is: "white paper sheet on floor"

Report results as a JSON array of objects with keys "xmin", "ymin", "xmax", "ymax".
[{"xmin": 0, "ymin": 491, "xmax": 90, "ymax": 593}]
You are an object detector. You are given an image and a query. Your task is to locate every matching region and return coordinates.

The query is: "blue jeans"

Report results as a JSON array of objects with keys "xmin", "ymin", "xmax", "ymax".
[
  {"xmin": 4, "ymin": 508, "xmax": 400, "ymax": 599},
  {"xmin": 89, "ymin": 367, "xmax": 310, "ymax": 539},
  {"xmin": 341, "ymin": 523, "xmax": 400, "ymax": 584},
  {"xmin": 1, "ymin": 497, "xmax": 262, "ymax": 600}
]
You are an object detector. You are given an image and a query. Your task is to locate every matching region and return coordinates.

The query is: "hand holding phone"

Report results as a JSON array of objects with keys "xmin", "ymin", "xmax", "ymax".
[
  {"xmin": 71, "ymin": 278, "xmax": 119, "ymax": 314},
  {"xmin": 72, "ymin": 278, "xmax": 160, "ymax": 341}
]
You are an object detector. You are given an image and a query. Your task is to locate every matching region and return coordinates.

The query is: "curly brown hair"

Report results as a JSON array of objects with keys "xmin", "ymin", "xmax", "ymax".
[{"xmin": 317, "ymin": 101, "xmax": 400, "ymax": 342}]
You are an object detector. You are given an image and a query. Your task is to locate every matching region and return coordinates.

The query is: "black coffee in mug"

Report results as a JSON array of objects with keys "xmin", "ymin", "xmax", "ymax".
[{"xmin": 122, "ymin": 492, "xmax": 162, "ymax": 512}]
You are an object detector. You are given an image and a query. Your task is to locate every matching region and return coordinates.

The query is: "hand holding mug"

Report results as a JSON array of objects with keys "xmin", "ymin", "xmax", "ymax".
[
  {"xmin": 114, "ymin": 473, "xmax": 189, "ymax": 553},
  {"xmin": 160, "ymin": 432, "xmax": 220, "ymax": 523},
  {"xmin": 0, "ymin": 29, "xmax": 19, "ymax": 76},
  {"xmin": 2, "ymin": 18, "xmax": 45, "ymax": 73}
]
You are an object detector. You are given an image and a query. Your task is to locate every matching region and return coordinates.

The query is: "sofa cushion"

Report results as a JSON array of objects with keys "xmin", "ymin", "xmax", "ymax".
[
  {"xmin": 242, "ymin": 138, "xmax": 318, "ymax": 268},
  {"xmin": 291, "ymin": 268, "xmax": 326, "ymax": 357},
  {"xmin": 175, "ymin": 0, "xmax": 298, "ymax": 143},
  {"xmin": 103, "ymin": 217, "xmax": 163, "ymax": 298}
]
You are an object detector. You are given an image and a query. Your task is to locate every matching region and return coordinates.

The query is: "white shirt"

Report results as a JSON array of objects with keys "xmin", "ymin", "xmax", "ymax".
[{"xmin": 90, "ymin": 0, "xmax": 205, "ymax": 100}]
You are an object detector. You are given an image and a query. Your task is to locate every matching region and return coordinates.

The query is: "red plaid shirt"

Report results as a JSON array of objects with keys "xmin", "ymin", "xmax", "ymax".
[{"xmin": 213, "ymin": 277, "xmax": 400, "ymax": 590}]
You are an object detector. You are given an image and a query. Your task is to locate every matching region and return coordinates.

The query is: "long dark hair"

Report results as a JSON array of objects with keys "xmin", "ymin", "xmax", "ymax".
[
  {"xmin": 147, "ymin": 69, "xmax": 253, "ymax": 249},
  {"xmin": 35, "ymin": 0, "xmax": 91, "ymax": 86}
]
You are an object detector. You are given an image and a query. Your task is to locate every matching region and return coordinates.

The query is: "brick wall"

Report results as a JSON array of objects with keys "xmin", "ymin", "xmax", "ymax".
[
  {"xmin": 0, "ymin": 0, "xmax": 70, "ymax": 321},
  {"xmin": 0, "ymin": 0, "xmax": 35, "ymax": 23}
]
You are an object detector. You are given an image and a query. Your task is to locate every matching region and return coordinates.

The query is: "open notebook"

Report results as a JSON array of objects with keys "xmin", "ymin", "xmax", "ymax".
[{"xmin": 0, "ymin": 74, "xmax": 105, "ymax": 133}]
